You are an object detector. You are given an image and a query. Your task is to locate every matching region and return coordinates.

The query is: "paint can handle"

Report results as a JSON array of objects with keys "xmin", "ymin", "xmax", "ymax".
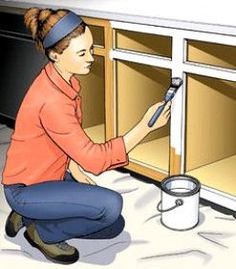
[{"xmin": 157, "ymin": 199, "xmax": 184, "ymax": 212}]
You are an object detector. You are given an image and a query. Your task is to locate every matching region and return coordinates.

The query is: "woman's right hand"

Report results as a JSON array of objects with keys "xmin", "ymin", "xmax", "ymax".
[
  {"xmin": 141, "ymin": 101, "xmax": 171, "ymax": 133},
  {"xmin": 123, "ymin": 100, "xmax": 171, "ymax": 153}
]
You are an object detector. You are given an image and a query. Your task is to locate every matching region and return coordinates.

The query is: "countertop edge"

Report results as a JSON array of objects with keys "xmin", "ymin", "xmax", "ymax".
[{"xmin": 0, "ymin": 0, "xmax": 236, "ymax": 36}]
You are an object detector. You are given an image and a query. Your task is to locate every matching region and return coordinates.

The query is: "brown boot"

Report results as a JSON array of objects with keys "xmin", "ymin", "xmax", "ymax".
[
  {"xmin": 24, "ymin": 223, "xmax": 79, "ymax": 264},
  {"xmin": 5, "ymin": 210, "xmax": 24, "ymax": 237}
]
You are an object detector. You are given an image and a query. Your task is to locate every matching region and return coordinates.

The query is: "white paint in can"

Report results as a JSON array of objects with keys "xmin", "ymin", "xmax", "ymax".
[{"xmin": 157, "ymin": 175, "xmax": 201, "ymax": 231}]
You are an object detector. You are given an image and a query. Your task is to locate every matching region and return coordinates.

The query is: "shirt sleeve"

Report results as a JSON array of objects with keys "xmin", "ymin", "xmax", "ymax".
[{"xmin": 39, "ymin": 100, "xmax": 129, "ymax": 175}]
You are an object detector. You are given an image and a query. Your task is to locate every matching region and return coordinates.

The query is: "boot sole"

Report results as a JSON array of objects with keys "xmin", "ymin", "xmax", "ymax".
[{"xmin": 24, "ymin": 231, "xmax": 79, "ymax": 265}]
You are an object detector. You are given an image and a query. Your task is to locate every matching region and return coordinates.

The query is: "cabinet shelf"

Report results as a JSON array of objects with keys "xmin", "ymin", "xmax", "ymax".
[
  {"xmin": 84, "ymin": 125, "xmax": 170, "ymax": 173},
  {"xmin": 84, "ymin": 123, "xmax": 105, "ymax": 143},
  {"xmin": 129, "ymin": 136, "xmax": 169, "ymax": 172},
  {"xmin": 187, "ymin": 154, "xmax": 236, "ymax": 195}
]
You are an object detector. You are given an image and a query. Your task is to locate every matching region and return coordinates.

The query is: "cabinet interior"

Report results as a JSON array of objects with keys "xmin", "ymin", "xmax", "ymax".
[
  {"xmin": 76, "ymin": 55, "xmax": 105, "ymax": 143},
  {"xmin": 187, "ymin": 40, "xmax": 236, "ymax": 70},
  {"xmin": 116, "ymin": 60, "xmax": 171, "ymax": 172},
  {"xmin": 186, "ymin": 74, "xmax": 236, "ymax": 195},
  {"xmin": 115, "ymin": 29, "xmax": 172, "ymax": 58}
]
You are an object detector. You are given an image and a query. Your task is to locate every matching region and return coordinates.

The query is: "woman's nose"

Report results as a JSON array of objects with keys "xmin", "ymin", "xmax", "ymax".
[{"xmin": 87, "ymin": 52, "xmax": 94, "ymax": 63}]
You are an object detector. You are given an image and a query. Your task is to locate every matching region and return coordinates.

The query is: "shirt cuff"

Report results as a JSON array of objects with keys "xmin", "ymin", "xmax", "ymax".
[{"xmin": 109, "ymin": 136, "xmax": 129, "ymax": 169}]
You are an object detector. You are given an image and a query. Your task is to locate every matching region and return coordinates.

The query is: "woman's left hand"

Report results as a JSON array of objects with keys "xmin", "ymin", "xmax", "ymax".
[{"xmin": 68, "ymin": 159, "xmax": 97, "ymax": 185}]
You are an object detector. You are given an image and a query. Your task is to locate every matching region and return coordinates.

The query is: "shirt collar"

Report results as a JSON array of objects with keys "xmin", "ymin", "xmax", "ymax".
[{"xmin": 44, "ymin": 62, "xmax": 81, "ymax": 100}]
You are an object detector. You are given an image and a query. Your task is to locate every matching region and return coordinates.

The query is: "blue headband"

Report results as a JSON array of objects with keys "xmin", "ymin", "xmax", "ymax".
[{"xmin": 43, "ymin": 11, "xmax": 83, "ymax": 49}]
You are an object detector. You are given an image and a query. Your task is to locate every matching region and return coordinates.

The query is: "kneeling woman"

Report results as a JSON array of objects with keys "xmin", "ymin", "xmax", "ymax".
[{"xmin": 2, "ymin": 8, "xmax": 171, "ymax": 264}]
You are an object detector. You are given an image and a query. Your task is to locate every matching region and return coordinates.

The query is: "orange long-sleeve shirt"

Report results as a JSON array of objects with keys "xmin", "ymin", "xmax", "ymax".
[{"xmin": 2, "ymin": 62, "xmax": 129, "ymax": 185}]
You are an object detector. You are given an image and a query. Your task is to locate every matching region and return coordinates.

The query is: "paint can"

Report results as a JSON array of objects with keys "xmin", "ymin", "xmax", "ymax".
[{"xmin": 157, "ymin": 174, "xmax": 201, "ymax": 231}]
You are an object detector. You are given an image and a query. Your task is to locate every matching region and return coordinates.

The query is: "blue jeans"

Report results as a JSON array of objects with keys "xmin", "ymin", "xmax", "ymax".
[{"xmin": 4, "ymin": 172, "xmax": 125, "ymax": 243}]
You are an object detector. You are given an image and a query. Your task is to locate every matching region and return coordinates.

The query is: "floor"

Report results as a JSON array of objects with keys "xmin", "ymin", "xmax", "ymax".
[{"xmin": 0, "ymin": 122, "xmax": 236, "ymax": 269}]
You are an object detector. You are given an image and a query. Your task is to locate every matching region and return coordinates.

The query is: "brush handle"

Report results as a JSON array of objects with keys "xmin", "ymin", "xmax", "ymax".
[
  {"xmin": 148, "ymin": 103, "xmax": 166, "ymax": 127},
  {"xmin": 147, "ymin": 77, "xmax": 183, "ymax": 128}
]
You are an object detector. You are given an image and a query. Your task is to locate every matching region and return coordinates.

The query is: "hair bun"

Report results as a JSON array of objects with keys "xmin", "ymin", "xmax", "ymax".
[{"xmin": 24, "ymin": 7, "xmax": 42, "ymax": 39}]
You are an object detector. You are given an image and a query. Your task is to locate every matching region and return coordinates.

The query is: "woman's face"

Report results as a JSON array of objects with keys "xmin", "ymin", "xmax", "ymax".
[{"xmin": 53, "ymin": 26, "xmax": 94, "ymax": 75}]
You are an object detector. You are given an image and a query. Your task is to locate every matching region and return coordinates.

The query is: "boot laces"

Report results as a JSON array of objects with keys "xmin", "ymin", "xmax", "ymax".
[{"xmin": 56, "ymin": 242, "xmax": 72, "ymax": 251}]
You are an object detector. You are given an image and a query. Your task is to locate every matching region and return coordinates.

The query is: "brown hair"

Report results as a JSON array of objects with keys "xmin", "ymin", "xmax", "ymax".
[{"xmin": 24, "ymin": 7, "xmax": 87, "ymax": 57}]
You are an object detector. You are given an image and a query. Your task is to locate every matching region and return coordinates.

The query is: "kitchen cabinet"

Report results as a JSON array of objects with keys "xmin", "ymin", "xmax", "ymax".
[{"xmin": 110, "ymin": 21, "xmax": 236, "ymax": 210}]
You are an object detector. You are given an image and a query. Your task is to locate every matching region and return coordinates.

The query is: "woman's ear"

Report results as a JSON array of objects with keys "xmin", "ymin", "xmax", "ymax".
[{"xmin": 48, "ymin": 50, "xmax": 60, "ymax": 62}]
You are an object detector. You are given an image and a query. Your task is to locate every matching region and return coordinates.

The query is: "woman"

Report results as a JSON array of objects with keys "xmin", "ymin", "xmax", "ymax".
[{"xmin": 1, "ymin": 8, "xmax": 171, "ymax": 264}]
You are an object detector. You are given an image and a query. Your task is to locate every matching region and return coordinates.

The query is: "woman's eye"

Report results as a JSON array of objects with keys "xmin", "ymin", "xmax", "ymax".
[{"xmin": 78, "ymin": 53, "xmax": 85, "ymax": 57}]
